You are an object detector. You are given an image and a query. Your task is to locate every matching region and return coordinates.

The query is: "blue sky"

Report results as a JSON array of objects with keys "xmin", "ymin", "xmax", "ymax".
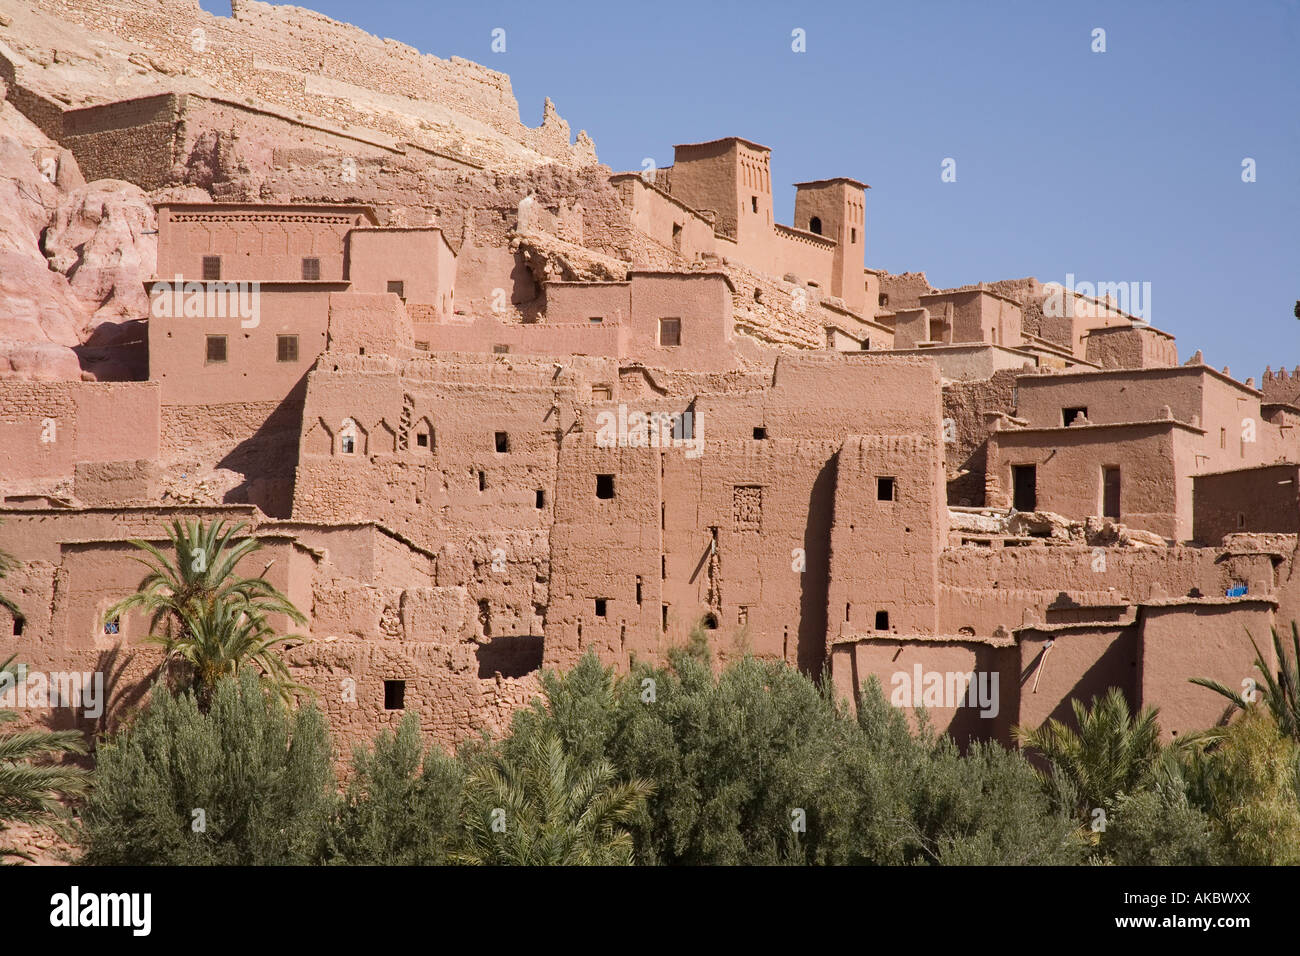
[{"xmin": 202, "ymin": 0, "xmax": 1298, "ymax": 377}]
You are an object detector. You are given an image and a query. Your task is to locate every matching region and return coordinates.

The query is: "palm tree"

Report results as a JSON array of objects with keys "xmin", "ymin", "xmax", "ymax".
[
  {"xmin": 0, "ymin": 656, "xmax": 89, "ymax": 863},
  {"xmin": 1015, "ymin": 688, "xmax": 1162, "ymax": 817},
  {"xmin": 457, "ymin": 730, "xmax": 653, "ymax": 865},
  {"xmin": 105, "ymin": 519, "xmax": 306, "ymax": 708},
  {"xmin": 0, "ymin": 532, "xmax": 20, "ymax": 630},
  {"xmin": 1190, "ymin": 623, "xmax": 1300, "ymax": 743}
]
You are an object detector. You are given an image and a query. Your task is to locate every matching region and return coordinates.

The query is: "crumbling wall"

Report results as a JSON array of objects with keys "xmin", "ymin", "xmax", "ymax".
[{"xmin": 942, "ymin": 369, "xmax": 1019, "ymax": 506}]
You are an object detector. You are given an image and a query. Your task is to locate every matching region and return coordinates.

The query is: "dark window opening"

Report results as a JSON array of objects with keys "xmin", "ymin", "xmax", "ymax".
[
  {"xmin": 879, "ymin": 293, "xmax": 889, "ymax": 307},
  {"xmin": 1012, "ymin": 464, "xmax": 1037, "ymax": 512},
  {"xmin": 753, "ymin": 426, "xmax": 767, "ymax": 440},
  {"xmin": 809, "ymin": 216, "xmax": 822, "ymax": 235},
  {"xmin": 661, "ymin": 605, "xmax": 669, "ymax": 631},
  {"xmin": 703, "ymin": 612, "xmax": 718, "ymax": 630},
  {"xmin": 387, "ymin": 280, "xmax": 405, "ymax": 301},
  {"xmin": 301, "ymin": 257, "xmax": 320, "ymax": 280},
  {"xmin": 671, "ymin": 222, "xmax": 683, "ymax": 252},
  {"xmin": 416, "ymin": 432, "xmax": 429, "ymax": 448},
  {"xmin": 478, "ymin": 470, "xmax": 486, "ymax": 492},
  {"xmin": 205, "ymin": 335, "xmax": 227, "ymax": 364},
  {"xmin": 1102, "ymin": 466, "xmax": 1121, "ymax": 519},
  {"xmin": 589, "ymin": 316, "xmax": 604, "ymax": 324},
  {"xmin": 874, "ymin": 610, "xmax": 889, "ymax": 631},
  {"xmin": 850, "ymin": 227, "xmax": 857, "ymax": 243},
  {"xmin": 494, "ymin": 431, "xmax": 510, "ymax": 453},
  {"xmin": 877, "ymin": 477, "xmax": 895, "ymax": 501},
  {"xmin": 594, "ymin": 598, "xmax": 607, "ymax": 617},
  {"xmin": 341, "ymin": 435, "xmax": 356, "ymax": 454},
  {"xmin": 861, "ymin": 338, "xmax": 870, "ymax": 350},
  {"xmin": 12, "ymin": 616, "xmax": 24, "ymax": 636},
  {"xmin": 659, "ymin": 317, "xmax": 681, "ymax": 347},
  {"xmin": 535, "ymin": 489, "xmax": 545, "ymax": 509},
  {"xmin": 1063, "ymin": 406, "xmax": 1088, "ymax": 426},
  {"xmin": 201, "ymin": 256, "xmax": 221, "ymax": 280},
  {"xmin": 751, "ymin": 196, "xmax": 758, "ymax": 213},
  {"xmin": 596, "ymin": 474, "xmax": 615, "ymax": 499},
  {"xmin": 104, "ymin": 616, "xmax": 120, "ymax": 635},
  {"xmin": 415, "ymin": 341, "xmax": 430, "ymax": 351},
  {"xmin": 635, "ymin": 576, "xmax": 643, "ymax": 605},
  {"xmin": 493, "ymin": 344, "xmax": 510, "ymax": 354},
  {"xmin": 383, "ymin": 679, "xmax": 406, "ymax": 710},
  {"xmin": 276, "ymin": 334, "xmax": 298, "ymax": 363},
  {"xmin": 476, "ymin": 634, "xmax": 544, "ymax": 679}
]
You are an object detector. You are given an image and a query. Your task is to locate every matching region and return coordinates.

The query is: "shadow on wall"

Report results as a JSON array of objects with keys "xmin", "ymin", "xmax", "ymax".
[
  {"xmin": 476, "ymin": 634, "xmax": 544, "ymax": 679},
  {"xmin": 73, "ymin": 319, "xmax": 149, "ymax": 382},
  {"xmin": 217, "ymin": 374, "xmax": 309, "ymax": 518},
  {"xmin": 797, "ymin": 454, "xmax": 838, "ymax": 678}
]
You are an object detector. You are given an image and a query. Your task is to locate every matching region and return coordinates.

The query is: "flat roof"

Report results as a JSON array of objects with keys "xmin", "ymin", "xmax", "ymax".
[
  {"xmin": 673, "ymin": 136, "xmax": 771, "ymax": 153},
  {"xmin": 155, "ymin": 202, "xmax": 381, "ymax": 225},
  {"xmin": 792, "ymin": 177, "xmax": 871, "ymax": 190},
  {"xmin": 1015, "ymin": 362, "xmax": 1262, "ymax": 396},
  {"xmin": 1083, "ymin": 322, "xmax": 1176, "ymax": 341},
  {"xmin": 993, "ymin": 418, "xmax": 1206, "ymax": 438},
  {"xmin": 1192, "ymin": 461, "xmax": 1300, "ymax": 479}
]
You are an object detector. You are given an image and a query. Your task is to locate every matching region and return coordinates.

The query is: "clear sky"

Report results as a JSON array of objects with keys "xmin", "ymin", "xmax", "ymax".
[{"xmin": 202, "ymin": 0, "xmax": 1298, "ymax": 378}]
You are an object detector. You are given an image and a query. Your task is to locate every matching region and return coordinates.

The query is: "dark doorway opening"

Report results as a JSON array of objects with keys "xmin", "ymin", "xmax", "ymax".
[{"xmin": 1012, "ymin": 464, "xmax": 1037, "ymax": 512}]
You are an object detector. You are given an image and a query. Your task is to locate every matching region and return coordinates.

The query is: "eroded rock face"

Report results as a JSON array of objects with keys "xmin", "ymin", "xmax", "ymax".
[
  {"xmin": 0, "ymin": 126, "xmax": 85, "ymax": 379},
  {"xmin": 42, "ymin": 179, "xmax": 157, "ymax": 321},
  {"xmin": 0, "ymin": 103, "xmax": 158, "ymax": 380}
]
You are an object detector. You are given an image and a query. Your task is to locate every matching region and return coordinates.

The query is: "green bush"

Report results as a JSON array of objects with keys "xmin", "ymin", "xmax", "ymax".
[{"xmin": 80, "ymin": 670, "xmax": 334, "ymax": 865}]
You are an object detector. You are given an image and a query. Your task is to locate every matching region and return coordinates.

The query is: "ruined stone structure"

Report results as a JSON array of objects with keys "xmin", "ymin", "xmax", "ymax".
[{"xmin": 2, "ymin": 0, "xmax": 1298, "ymax": 754}]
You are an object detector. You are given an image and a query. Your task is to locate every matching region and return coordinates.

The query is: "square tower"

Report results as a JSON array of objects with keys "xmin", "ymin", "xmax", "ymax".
[
  {"xmin": 670, "ymin": 137, "xmax": 776, "ymax": 272},
  {"xmin": 793, "ymin": 178, "xmax": 869, "ymax": 314}
]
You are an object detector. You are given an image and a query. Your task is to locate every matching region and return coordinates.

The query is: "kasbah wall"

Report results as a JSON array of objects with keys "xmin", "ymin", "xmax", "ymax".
[{"xmin": 0, "ymin": 0, "xmax": 1298, "ymax": 758}]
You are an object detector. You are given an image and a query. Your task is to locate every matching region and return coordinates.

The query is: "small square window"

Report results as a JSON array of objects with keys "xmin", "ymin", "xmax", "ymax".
[
  {"xmin": 276, "ymin": 335, "xmax": 299, "ymax": 362},
  {"xmin": 594, "ymin": 598, "xmax": 607, "ymax": 617},
  {"xmin": 104, "ymin": 616, "xmax": 120, "ymax": 636},
  {"xmin": 596, "ymin": 474, "xmax": 615, "ymax": 499},
  {"xmin": 1063, "ymin": 407, "xmax": 1088, "ymax": 426},
  {"xmin": 659, "ymin": 317, "xmax": 681, "ymax": 347},
  {"xmin": 341, "ymin": 435, "xmax": 356, "ymax": 454},
  {"xmin": 494, "ymin": 432, "xmax": 510, "ymax": 453},
  {"xmin": 416, "ymin": 433, "xmax": 429, "ymax": 448},
  {"xmin": 877, "ymin": 477, "xmax": 895, "ymax": 501},
  {"xmin": 384, "ymin": 679, "xmax": 406, "ymax": 710},
  {"xmin": 387, "ymin": 280, "xmax": 405, "ymax": 300},
  {"xmin": 301, "ymin": 257, "xmax": 321, "ymax": 280},
  {"xmin": 206, "ymin": 335, "xmax": 227, "ymax": 364},
  {"xmin": 592, "ymin": 384, "xmax": 612, "ymax": 401},
  {"xmin": 753, "ymin": 426, "xmax": 767, "ymax": 440},
  {"xmin": 874, "ymin": 611, "xmax": 889, "ymax": 631},
  {"xmin": 879, "ymin": 293, "xmax": 889, "ymax": 307},
  {"xmin": 201, "ymin": 256, "xmax": 221, "ymax": 281}
]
